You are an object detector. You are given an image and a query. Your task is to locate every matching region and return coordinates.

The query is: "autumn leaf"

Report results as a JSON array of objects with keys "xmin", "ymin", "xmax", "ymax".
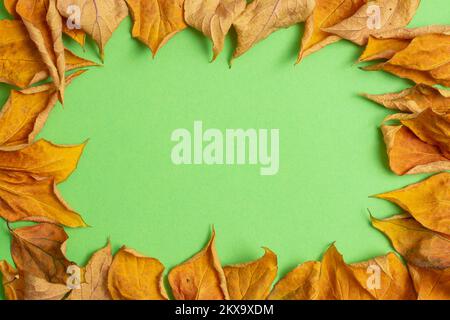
[
  {"xmin": 126, "ymin": 0, "xmax": 187, "ymax": 57},
  {"xmin": 381, "ymin": 125, "xmax": 450, "ymax": 175},
  {"xmin": 232, "ymin": 0, "xmax": 315, "ymax": 61},
  {"xmin": 374, "ymin": 25, "xmax": 450, "ymax": 40},
  {"xmin": 372, "ymin": 214, "xmax": 450, "ymax": 269},
  {"xmin": 57, "ymin": 0, "xmax": 129, "ymax": 59},
  {"xmin": 0, "ymin": 260, "xmax": 24, "ymax": 300},
  {"xmin": 323, "ymin": 0, "xmax": 420, "ymax": 46},
  {"xmin": 298, "ymin": 0, "xmax": 366, "ymax": 63},
  {"xmin": 168, "ymin": 229, "xmax": 229, "ymax": 300},
  {"xmin": 10, "ymin": 223, "xmax": 75, "ymax": 284},
  {"xmin": 68, "ymin": 242, "xmax": 112, "ymax": 300},
  {"xmin": 108, "ymin": 246, "xmax": 167, "ymax": 300},
  {"xmin": 22, "ymin": 274, "xmax": 70, "ymax": 300},
  {"xmin": 223, "ymin": 247, "xmax": 277, "ymax": 300},
  {"xmin": 358, "ymin": 36, "xmax": 410, "ymax": 62},
  {"xmin": 184, "ymin": 0, "xmax": 246, "ymax": 61},
  {"xmin": 349, "ymin": 253, "xmax": 416, "ymax": 300},
  {"xmin": 376, "ymin": 173, "xmax": 450, "ymax": 235},
  {"xmin": 408, "ymin": 264, "xmax": 450, "ymax": 300}
]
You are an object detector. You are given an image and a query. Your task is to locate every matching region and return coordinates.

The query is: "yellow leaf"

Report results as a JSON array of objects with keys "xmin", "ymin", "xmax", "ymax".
[
  {"xmin": 223, "ymin": 247, "xmax": 277, "ymax": 300},
  {"xmin": 184, "ymin": 0, "xmax": 246, "ymax": 61},
  {"xmin": 358, "ymin": 36, "xmax": 410, "ymax": 63},
  {"xmin": 126, "ymin": 0, "xmax": 187, "ymax": 57},
  {"xmin": 232, "ymin": 0, "xmax": 315, "ymax": 61},
  {"xmin": 108, "ymin": 246, "xmax": 167, "ymax": 300},
  {"xmin": 408, "ymin": 264, "xmax": 450, "ymax": 300},
  {"xmin": 168, "ymin": 229, "xmax": 229, "ymax": 300},
  {"xmin": 372, "ymin": 214, "xmax": 450, "ymax": 269}
]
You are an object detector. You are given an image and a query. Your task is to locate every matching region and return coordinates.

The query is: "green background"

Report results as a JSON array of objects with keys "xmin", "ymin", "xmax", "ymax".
[{"xmin": 0, "ymin": 1, "xmax": 448, "ymax": 299}]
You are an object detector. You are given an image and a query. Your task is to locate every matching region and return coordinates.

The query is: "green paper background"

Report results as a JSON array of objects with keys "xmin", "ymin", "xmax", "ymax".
[{"xmin": 0, "ymin": 1, "xmax": 448, "ymax": 299}]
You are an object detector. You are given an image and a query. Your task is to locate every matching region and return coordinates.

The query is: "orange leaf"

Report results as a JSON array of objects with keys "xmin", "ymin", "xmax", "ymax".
[{"xmin": 408, "ymin": 264, "xmax": 450, "ymax": 300}]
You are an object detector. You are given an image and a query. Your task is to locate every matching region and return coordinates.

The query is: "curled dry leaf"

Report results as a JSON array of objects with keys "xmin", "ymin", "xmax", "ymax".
[
  {"xmin": 168, "ymin": 229, "xmax": 229, "ymax": 300},
  {"xmin": 376, "ymin": 173, "xmax": 450, "ymax": 235},
  {"xmin": 69, "ymin": 242, "xmax": 112, "ymax": 300},
  {"xmin": 223, "ymin": 247, "xmax": 277, "ymax": 300},
  {"xmin": 298, "ymin": 0, "xmax": 366, "ymax": 63},
  {"xmin": 323, "ymin": 0, "xmax": 420, "ymax": 46},
  {"xmin": 10, "ymin": 223, "xmax": 75, "ymax": 284},
  {"xmin": 57, "ymin": 0, "xmax": 129, "ymax": 59},
  {"xmin": 232, "ymin": 0, "xmax": 315, "ymax": 61},
  {"xmin": 358, "ymin": 36, "xmax": 410, "ymax": 62},
  {"xmin": 0, "ymin": 260, "xmax": 24, "ymax": 300},
  {"xmin": 108, "ymin": 246, "xmax": 167, "ymax": 300},
  {"xmin": 381, "ymin": 125, "xmax": 450, "ymax": 175},
  {"xmin": 184, "ymin": 0, "xmax": 246, "ymax": 61},
  {"xmin": 372, "ymin": 214, "xmax": 450, "ymax": 269},
  {"xmin": 126, "ymin": 0, "xmax": 187, "ymax": 57},
  {"xmin": 408, "ymin": 264, "xmax": 450, "ymax": 300},
  {"xmin": 375, "ymin": 25, "xmax": 450, "ymax": 40}
]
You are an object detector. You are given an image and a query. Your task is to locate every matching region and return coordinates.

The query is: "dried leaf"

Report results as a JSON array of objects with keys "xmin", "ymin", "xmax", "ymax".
[
  {"xmin": 168, "ymin": 229, "xmax": 229, "ymax": 300},
  {"xmin": 323, "ymin": 0, "xmax": 420, "ymax": 46},
  {"xmin": 126, "ymin": 0, "xmax": 187, "ymax": 57},
  {"xmin": 223, "ymin": 247, "xmax": 277, "ymax": 300},
  {"xmin": 4, "ymin": 0, "xmax": 19, "ymax": 17},
  {"xmin": 22, "ymin": 273, "xmax": 70, "ymax": 300},
  {"xmin": 376, "ymin": 173, "xmax": 450, "ymax": 235},
  {"xmin": 350, "ymin": 253, "xmax": 416, "ymax": 300},
  {"xmin": 372, "ymin": 214, "xmax": 450, "ymax": 269},
  {"xmin": 358, "ymin": 36, "xmax": 410, "ymax": 62},
  {"xmin": 185, "ymin": 0, "xmax": 246, "ymax": 60},
  {"xmin": 108, "ymin": 246, "xmax": 167, "ymax": 300},
  {"xmin": 408, "ymin": 264, "xmax": 450, "ymax": 300},
  {"xmin": 57, "ymin": 0, "xmax": 129, "ymax": 58},
  {"xmin": 10, "ymin": 223, "xmax": 75, "ymax": 284},
  {"xmin": 0, "ymin": 260, "xmax": 24, "ymax": 300},
  {"xmin": 63, "ymin": 25, "xmax": 86, "ymax": 47},
  {"xmin": 375, "ymin": 25, "xmax": 450, "ymax": 40},
  {"xmin": 381, "ymin": 125, "xmax": 450, "ymax": 175},
  {"xmin": 232, "ymin": 0, "xmax": 315, "ymax": 61},
  {"xmin": 298, "ymin": 0, "xmax": 366, "ymax": 62},
  {"xmin": 69, "ymin": 242, "xmax": 112, "ymax": 300}
]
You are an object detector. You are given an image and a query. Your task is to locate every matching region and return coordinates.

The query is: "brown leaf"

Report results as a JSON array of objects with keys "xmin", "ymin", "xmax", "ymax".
[
  {"xmin": 57, "ymin": 0, "xmax": 129, "ymax": 59},
  {"xmin": 372, "ymin": 214, "xmax": 450, "ymax": 269},
  {"xmin": 349, "ymin": 253, "xmax": 416, "ymax": 300},
  {"xmin": 408, "ymin": 264, "xmax": 450, "ymax": 300},
  {"xmin": 68, "ymin": 242, "xmax": 112, "ymax": 300},
  {"xmin": 4, "ymin": 0, "xmax": 19, "ymax": 17},
  {"xmin": 126, "ymin": 0, "xmax": 187, "ymax": 57},
  {"xmin": 381, "ymin": 125, "xmax": 450, "ymax": 175},
  {"xmin": 374, "ymin": 25, "xmax": 450, "ymax": 40},
  {"xmin": 108, "ymin": 246, "xmax": 167, "ymax": 300},
  {"xmin": 168, "ymin": 229, "xmax": 229, "ymax": 300},
  {"xmin": 0, "ymin": 260, "xmax": 24, "ymax": 300},
  {"xmin": 323, "ymin": 0, "xmax": 420, "ymax": 46},
  {"xmin": 358, "ymin": 36, "xmax": 410, "ymax": 62},
  {"xmin": 22, "ymin": 273, "xmax": 70, "ymax": 300},
  {"xmin": 376, "ymin": 173, "xmax": 450, "ymax": 235},
  {"xmin": 185, "ymin": 0, "xmax": 246, "ymax": 60},
  {"xmin": 10, "ymin": 223, "xmax": 75, "ymax": 284},
  {"xmin": 232, "ymin": 0, "xmax": 315, "ymax": 61},
  {"xmin": 224, "ymin": 247, "xmax": 277, "ymax": 300},
  {"xmin": 298, "ymin": 0, "xmax": 366, "ymax": 62}
]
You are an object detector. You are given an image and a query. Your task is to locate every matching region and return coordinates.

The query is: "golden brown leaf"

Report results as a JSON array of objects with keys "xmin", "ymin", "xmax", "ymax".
[
  {"xmin": 232, "ymin": 0, "xmax": 315, "ymax": 61},
  {"xmin": 57, "ymin": 0, "xmax": 129, "ymax": 58},
  {"xmin": 375, "ymin": 25, "xmax": 450, "ymax": 40},
  {"xmin": 350, "ymin": 253, "xmax": 416, "ymax": 300},
  {"xmin": 69, "ymin": 242, "xmax": 112, "ymax": 300},
  {"xmin": 0, "ymin": 260, "xmax": 24, "ymax": 300},
  {"xmin": 381, "ymin": 125, "xmax": 450, "ymax": 175},
  {"xmin": 168, "ymin": 229, "xmax": 229, "ymax": 300},
  {"xmin": 22, "ymin": 273, "xmax": 70, "ymax": 300},
  {"xmin": 268, "ymin": 261, "xmax": 320, "ymax": 300},
  {"xmin": 4, "ymin": 0, "xmax": 19, "ymax": 17},
  {"xmin": 10, "ymin": 223, "xmax": 75, "ymax": 284},
  {"xmin": 224, "ymin": 247, "xmax": 277, "ymax": 300},
  {"xmin": 358, "ymin": 36, "xmax": 410, "ymax": 62},
  {"xmin": 323, "ymin": 0, "xmax": 420, "ymax": 46},
  {"xmin": 108, "ymin": 246, "xmax": 167, "ymax": 300},
  {"xmin": 63, "ymin": 25, "xmax": 86, "ymax": 47},
  {"xmin": 185, "ymin": 0, "xmax": 246, "ymax": 60},
  {"xmin": 372, "ymin": 214, "xmax": 450, "ymax": 269},
  {"xmin": 408, "ymin": 264, "xmax": 450, "ymax": 300},
  {"xmin": 126, "ymin": 0, "xmax": 187, "ymax": 57},
  {"xmin": 376, "ymin": 173, "xmax": 450, "ymax": 235},
  {"xmin": 298, "ymin": 0, "xmax": 366, "ymax": 62}
]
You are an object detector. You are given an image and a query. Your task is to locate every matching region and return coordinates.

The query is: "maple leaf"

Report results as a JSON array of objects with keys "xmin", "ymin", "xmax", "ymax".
[
  {"xmin": 408, "ymin": 264, "xmax": 450, "ymax": 300},
  {"xmin": 323, "ymin": 0, "xmax": 420, "ymax": 46},
  {"xmin": 168, "ymin": 229, "xmax": 229, "ymax": 300},
  {"xmin": 108, "ymin": 246, "xmax": 167, "ymax": 300},
  {"xmin": 57, "ymin": 0, "xmax": 129, "ymax": 59},
  {"xmin": 298, "ymin": 0, "xmax": 366, "ymax": 63},
  {"xmin": 232, "ymin": 0, "xmax": 315, "ymax": 61},
  {"xmin": 372, "ymin": 214, "xmax": 450, "ymax": 269},
  {"xmin": 184, "ymin": 0, "xmax": 246, "ymax": 61},
  {"xmin": 126, "ymin": 0, "xmax": 187, "ymax": 57},
  {"xmin": 223, "ymin": 247, "xmax": 277, "ymax": 300}
]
